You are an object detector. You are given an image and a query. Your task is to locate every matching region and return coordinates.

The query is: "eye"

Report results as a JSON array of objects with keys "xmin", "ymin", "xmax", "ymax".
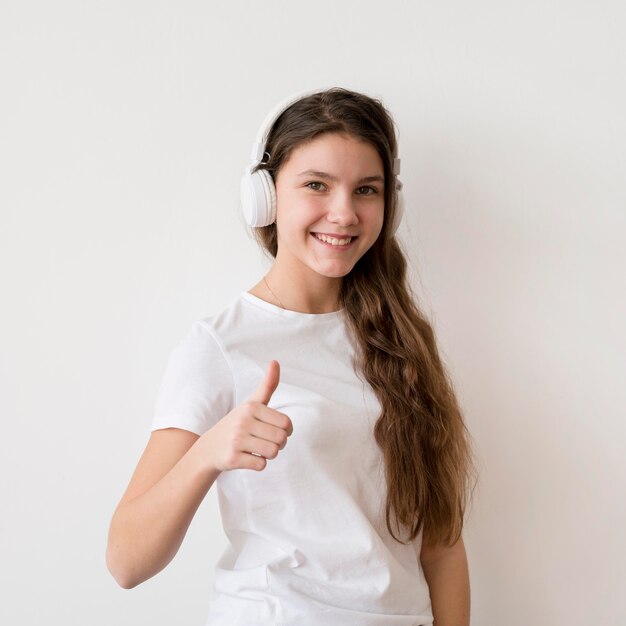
[
  {"xmin": 356, "ymin": 186, "xmax": 378, "ymax": 195},
  {"xmin": 305, "ymin": 181, "xmax": 327, "ymax": 191}
]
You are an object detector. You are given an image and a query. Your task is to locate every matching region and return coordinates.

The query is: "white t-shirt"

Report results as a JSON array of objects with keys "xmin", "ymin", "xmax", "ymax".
[{"xmin": 152, "ymin": 291, "xmax": 434, "ymax": 626}]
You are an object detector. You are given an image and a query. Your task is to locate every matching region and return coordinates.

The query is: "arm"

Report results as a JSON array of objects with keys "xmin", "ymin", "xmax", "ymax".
[
  {"xmin": 106, "ymin": 360, "xmax": 291, "ymax": 589},
  {"xmin": 106, "ymin": 428, "xmax": 221, "ymax": 589},
  {"xmin": 420, "ymin": 534, "xmax": 470, "ymax": 626}
]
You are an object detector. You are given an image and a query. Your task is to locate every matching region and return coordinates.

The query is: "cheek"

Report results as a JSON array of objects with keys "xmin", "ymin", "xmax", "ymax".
[
  {"xmin": 367, "ymin": 204, "xmax": 385, "ymax": 230},
  {"xmin": 277, "ymin": 193, "xmax": 321, "ymax": 226}
]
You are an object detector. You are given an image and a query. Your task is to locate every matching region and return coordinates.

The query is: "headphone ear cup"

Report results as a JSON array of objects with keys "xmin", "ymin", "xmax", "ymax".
[
  {"xmin": 240, "ymin": 168, "xmax": 277, "ymax": 227},
  {"xmin": 389, "ymin": 183, "xmax": 405, "ymax": 235}
]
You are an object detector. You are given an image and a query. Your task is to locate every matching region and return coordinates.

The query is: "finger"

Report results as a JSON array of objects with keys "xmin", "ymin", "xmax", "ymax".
[
  {"xmin": 248, "ymin": 418, "xmax": 290, "ymax": 448},
  {"xmin": 248, "ymin": 360, "xmax": 280, "ymax": 406},
  {"xmin": 250, "ymin": 404, "xmax": 293, "ymax": 437},
  {"xmin": 242, "ymin": 435, "xmax": 280, "ymax": 460},
  {"xmin": 238, "ymin": 450, "xmax": 267, "ymax": 471}
]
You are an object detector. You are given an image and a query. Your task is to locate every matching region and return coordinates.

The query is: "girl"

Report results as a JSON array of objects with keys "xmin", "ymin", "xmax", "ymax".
[{"xmin": 106, "ymin": 87, "xmax": 477, "ymax": 625}]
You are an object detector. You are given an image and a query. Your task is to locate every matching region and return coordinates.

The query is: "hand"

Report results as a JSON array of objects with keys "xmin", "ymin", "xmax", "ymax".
[{"xmin": 200, "ymin": 360, "xmax": 293, "ymax": 472}]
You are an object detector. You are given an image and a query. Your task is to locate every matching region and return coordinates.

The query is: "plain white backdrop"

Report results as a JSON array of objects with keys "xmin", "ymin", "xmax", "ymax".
[{"xmin": 1, "ymin": 1, "xmax": 624, "ymax": 624}]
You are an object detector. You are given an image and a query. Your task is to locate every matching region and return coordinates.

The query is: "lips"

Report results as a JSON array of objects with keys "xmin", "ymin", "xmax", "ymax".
[{"xmin": 310, "ymin": 232, "xmax": 358, "ymax": 249}]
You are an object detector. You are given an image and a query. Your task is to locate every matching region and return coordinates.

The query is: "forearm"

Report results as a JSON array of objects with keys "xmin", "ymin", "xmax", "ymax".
[
  {"xmin": 106, "ymin": 442, "xmax": 221, "ymax": 588},
  {"xmin": 422, "ymin": 543, "xmax": 470, "ymax": 626}
]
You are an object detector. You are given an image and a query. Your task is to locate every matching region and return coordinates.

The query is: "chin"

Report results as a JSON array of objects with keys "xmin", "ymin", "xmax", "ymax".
[{"xmin": 314, "ymin": 265, "xmax": 355, "ymax": 279}]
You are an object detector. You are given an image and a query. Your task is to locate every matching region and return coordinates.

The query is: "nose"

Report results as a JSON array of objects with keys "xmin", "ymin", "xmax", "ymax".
[{"xmin": 327, "ymin": 189, "xmax": 359, "ymax": 226}]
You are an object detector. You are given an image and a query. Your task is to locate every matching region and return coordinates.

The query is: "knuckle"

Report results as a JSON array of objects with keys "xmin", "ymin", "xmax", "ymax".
[
  {"xmin": 226, "ymin": 450, "xmax": 239, "ymax": 467},
  {"xmin": 232, "ymin": 420, "xmax": 247, "ymax": 437}
]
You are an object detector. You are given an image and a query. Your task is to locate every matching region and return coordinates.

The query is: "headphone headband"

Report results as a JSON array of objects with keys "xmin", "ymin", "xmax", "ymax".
[
  {"xmin": 248, "ymin": 86, "xmax": 401, "ymax": 177},
  {"xmin": 249, "ymin": 87, "xmax": 331, "ymax": 162}
]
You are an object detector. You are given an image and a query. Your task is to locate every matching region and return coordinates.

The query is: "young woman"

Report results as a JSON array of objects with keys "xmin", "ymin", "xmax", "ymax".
[{"xmin": 106, "ymin": 87, "xmax": 477, "ymax": 625}]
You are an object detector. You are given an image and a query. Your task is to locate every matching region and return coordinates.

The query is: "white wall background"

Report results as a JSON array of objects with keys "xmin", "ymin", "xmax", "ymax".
[{"xmin": 1, "ymin": 1, "xmax": 624, "ymax": 624}]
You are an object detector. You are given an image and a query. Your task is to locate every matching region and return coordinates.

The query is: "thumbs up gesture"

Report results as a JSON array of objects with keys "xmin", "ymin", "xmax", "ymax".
[{"xmin": 200, "ymin": 360, "xmax": 293, "ymax": 472}]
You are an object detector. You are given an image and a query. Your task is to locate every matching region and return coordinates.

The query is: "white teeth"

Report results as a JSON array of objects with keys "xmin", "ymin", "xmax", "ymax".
[{"xmin": 314, "ymin": 233, "xmax": 352, "ymax": 246}]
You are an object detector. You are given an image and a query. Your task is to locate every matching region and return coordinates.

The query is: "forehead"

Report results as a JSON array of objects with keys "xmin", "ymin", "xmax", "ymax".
[{"xmin": 281, "ymin": 133, "xmax": 383, "ymax": 172}]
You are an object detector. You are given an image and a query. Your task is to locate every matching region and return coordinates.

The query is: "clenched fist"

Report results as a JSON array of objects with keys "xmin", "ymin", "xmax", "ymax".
[{"xmin": 198, "ymin": 360, "xmax": 293, "ymax": 472}]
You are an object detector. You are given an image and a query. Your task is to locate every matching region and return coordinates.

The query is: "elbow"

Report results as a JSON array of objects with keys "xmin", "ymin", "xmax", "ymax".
[
  {"xmin": 114, "ymin": 577, "xmax": 138, "ymax": 590},
  {"xmin": 106, "ymin": 546, "xmax": 140, "ymax": 590},
  {"xmin": 113, "ymin": 573, "xmax": 139, "ymax": 590}
]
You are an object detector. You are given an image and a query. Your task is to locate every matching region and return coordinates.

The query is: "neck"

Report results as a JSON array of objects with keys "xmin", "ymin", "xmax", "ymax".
[{"xmin": 261, "ymin": 270, "xmax": 342, "ymax": 314}]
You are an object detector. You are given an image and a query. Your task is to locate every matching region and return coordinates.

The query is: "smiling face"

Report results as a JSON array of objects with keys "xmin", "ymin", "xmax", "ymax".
[{"xmin": 272, "ymin": 132, "xmax": 386, "ymax": 290}]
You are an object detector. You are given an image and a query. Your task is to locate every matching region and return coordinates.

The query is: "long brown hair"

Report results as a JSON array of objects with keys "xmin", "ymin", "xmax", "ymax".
[{"xmin": 248, "ymin": 87, "xmax": 478, "ymax": 547}]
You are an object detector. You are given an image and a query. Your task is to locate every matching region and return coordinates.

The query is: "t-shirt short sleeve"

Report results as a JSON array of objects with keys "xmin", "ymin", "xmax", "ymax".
[{"xmin": 151, "ymin": 320, "xmax": 236, "ymax": 436}]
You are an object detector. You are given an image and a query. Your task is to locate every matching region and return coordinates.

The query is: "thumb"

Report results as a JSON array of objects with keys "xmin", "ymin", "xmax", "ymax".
[{"xmin": 249, "ymin": 360, "xmax": 280, "ymax": 406}]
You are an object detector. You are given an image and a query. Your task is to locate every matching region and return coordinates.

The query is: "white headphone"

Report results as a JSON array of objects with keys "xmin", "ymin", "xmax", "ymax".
[{"xmin": 240, "ymin": 87, "xmax": 405, "ymax": 235}]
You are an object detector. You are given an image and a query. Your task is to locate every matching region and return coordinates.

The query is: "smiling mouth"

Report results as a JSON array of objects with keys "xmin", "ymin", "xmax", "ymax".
[{"xmin": 311, "ymin": 232, "xmax": 358, "ymax": 246}]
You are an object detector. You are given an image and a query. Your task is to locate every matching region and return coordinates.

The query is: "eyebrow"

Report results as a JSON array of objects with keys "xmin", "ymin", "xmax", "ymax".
[{"xmin": 297, "ymin": 169, "xmax": 385, "ymax": 184}]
